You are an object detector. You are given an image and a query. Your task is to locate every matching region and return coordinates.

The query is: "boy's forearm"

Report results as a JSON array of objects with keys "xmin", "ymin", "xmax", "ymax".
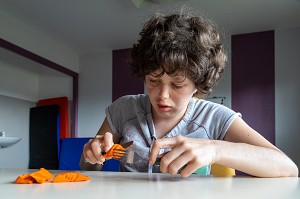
[{"xmin": 214, "ymin": 141, "xmax": 299, "ymax": 177}]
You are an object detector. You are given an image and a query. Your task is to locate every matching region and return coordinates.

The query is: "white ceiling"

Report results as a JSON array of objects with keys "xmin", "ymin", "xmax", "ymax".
[{"xmin": 1, "ymin": 0, "xmax": 300, "ymax": 55}]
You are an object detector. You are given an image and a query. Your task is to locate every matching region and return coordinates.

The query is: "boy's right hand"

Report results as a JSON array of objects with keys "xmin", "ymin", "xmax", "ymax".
[{"xmin": 82, "ymin": 132, "xmax": 114, "ymax": 165}]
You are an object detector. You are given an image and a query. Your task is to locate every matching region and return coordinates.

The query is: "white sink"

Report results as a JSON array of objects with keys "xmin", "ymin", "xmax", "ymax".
[{"xmin": 0, "ymin": 137, "xmax": 21, "ymax": 148}]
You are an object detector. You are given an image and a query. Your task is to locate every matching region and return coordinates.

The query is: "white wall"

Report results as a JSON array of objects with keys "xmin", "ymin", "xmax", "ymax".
[
  {"xmin": 78, "ymin": 52, "xmax": 112, "ymax": 137},
  {"xmin": 0, "ymin": 12, "xmax": 76, "ymax": 169},
  {"xmin": 38, "ymin": 73, "xmax": 73, "ymax": 100},
  {"xmin": 275, "ymin": 27, "xmax": 300, "ymax": 169},
  {"xmin": 0, "ymin": 11, "xmax": 79, "ymax": 72},
  {"xmin": 0, "ymin": 47, "xmax": 39, "ymax": 101},
  {"xmin": 0, "ymin": 47, "xmax": 73, "ymax": 102},
  {"xmin": 0, "ymin": 51, "xmax": 73, "ymax": 169},
  {"xmin": 0, "ymin": 95, "xmax": 34, "ymax": 168},
  {"xmin": 208, "ymin": 34, "xmax": 232, "ymax": 108}
]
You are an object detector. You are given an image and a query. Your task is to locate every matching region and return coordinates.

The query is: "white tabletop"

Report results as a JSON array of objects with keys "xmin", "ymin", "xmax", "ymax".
[{"xmin": 0, "ymin": 168, "xmax": 299, "ymax": 199}]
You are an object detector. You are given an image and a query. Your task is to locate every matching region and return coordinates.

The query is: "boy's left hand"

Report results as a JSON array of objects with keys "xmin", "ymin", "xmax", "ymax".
[{"xmin": 149, "ymin": 135, "xmax": 216, "ymax": 177}]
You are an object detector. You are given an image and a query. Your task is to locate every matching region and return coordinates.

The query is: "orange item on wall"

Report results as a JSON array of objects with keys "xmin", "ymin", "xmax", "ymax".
[{"xmin": 37, "ymin": 97, "xmax": 69, "ymax": 139}]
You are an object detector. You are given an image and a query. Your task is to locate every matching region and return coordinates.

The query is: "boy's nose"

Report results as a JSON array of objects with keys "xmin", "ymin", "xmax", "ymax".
[{"xmin": 158, "ymin": 85, "xmax": 169, "ymax": 100}]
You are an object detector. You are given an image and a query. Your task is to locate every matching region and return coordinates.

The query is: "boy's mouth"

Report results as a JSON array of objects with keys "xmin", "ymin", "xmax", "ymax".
[{"xmin": 157, "ymin": 104, "xmax": 171, "ymax": 111}]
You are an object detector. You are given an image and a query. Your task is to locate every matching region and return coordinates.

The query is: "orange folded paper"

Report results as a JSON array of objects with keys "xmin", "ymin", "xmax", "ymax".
[
  {"xmin": 15, "ymin": 174, "xmax": 36, "ymax": 184},
  {"xmin": 53, "ymin": 172, "xmax": 90, "ymax": 183},
  {"xmin": 15, "ymin": 168, "xmax": 53, "ymax": 184},
  {"xmin": 102, "ymin": 144, "xmax": 125, "ymax": 159},
  {"xmin": 15, "ymin": 168, "xmax": 89, "ymax": 184}
]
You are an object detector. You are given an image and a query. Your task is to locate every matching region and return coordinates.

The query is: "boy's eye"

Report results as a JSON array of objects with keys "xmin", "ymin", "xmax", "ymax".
[
  {"xmin": 149, "ymin": 79, "xmax": 159, "ymax": 85},
  {"xmin": 172, "ymin": 84, "xmax": 183, "ymax": 89}
]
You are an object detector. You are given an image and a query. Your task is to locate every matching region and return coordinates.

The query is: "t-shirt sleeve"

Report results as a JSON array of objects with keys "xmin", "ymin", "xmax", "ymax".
[
  {"xmin": 105, "ymin": 96, "xmax": 133, "ymax": 140},
  {"xmin": 209, "ymin": 105, "xmax": 239, "ymax": 140},
  {"xmin": 105, "ymin": 95, "xmax": 140, "ymax": 138},
  {"xmin": 193, "ymin": 100, "xmax": 239, "ymax": 140}
]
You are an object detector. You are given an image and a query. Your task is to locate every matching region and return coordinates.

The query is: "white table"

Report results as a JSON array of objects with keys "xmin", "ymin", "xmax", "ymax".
[{"xmin": 0, "ymin": 168, "xmax": 299, "ymax": 199}]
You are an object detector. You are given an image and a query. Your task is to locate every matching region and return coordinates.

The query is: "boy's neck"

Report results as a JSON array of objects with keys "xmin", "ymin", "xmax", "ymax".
[{"xmin": 152, "ymin": 111, "xmax": 185, "ymax": 139}]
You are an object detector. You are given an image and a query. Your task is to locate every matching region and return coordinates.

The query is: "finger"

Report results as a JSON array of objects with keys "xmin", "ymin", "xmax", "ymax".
[
  {"xmin": 85, "ymin": 148, "xmax": 105, "ymax": 164},
  {"xmin": 169, "ymin": 151, "xmax": 196, "ymax": 176},
  {"xmin": 149, "ymin": 137, "xmax": 178, "ymax": 164},
  {"xmin": 83, "ymin": 139, "xmax": 104, "ymax": 164},
  {"xmin": 90, "ymin": 137, "xmax": 103, "ymax": 158},
  {"xmin": 179, "ymin": 161, "xmax": 205, "ymax": 177},
  {"xmin": 159, "ymin": 144, "xmax": 187, "ymax": 174},
  {"xmin": 102, "ymin": 132, "xmax": 114, "ymax": 152},
  {"xmin": 85, "ymin": 138, "xmax": 105, "ymax": 164}
]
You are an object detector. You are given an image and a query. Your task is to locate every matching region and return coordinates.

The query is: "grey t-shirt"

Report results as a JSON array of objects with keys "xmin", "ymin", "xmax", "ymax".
[{"xmin": 105, "ymin": 94, "xmax": 238, "ymax": 172}]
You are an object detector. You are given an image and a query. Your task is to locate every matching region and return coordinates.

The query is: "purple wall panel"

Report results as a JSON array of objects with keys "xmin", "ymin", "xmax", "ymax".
[
  {"xmin": 232, "ymin": 31, "xmax": 275, "ymax": 144},
  {"xmin": 112, "ymin": 48, "xmax": 144, "ymax": 102}
]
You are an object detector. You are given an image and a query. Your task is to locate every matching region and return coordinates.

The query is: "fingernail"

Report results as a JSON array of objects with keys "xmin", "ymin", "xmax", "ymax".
[{"xmin": 149, "ymin": 160, "xmax": 153, "ymax": 165}]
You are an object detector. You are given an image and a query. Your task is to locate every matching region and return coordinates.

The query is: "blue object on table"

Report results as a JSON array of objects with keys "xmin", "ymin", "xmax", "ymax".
[
  {"xmin": 194, "ymin": 165, "xmax": 211, "ymax": 175},
  {"xmin": 101, "ymin": 159, "xmax": 120, "ymax": 172},
  {"xmin": 59, "ymin": 137, "xmax": 91, "ymax": 170},
  {"xmin": 59, "ymin": 137, "xmax": 120, "ymax": 171}
]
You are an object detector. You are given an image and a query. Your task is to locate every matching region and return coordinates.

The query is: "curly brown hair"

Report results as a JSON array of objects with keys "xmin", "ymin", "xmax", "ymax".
[{"xmin": 129, "ymin": 8, "xmax": 227, "ymax": 98}]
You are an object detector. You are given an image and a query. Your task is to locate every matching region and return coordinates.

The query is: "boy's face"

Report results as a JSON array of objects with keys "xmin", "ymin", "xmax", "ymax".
[{"xmin": 145, "ymin": 69, "xmax": 197, "ymax": 121}]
